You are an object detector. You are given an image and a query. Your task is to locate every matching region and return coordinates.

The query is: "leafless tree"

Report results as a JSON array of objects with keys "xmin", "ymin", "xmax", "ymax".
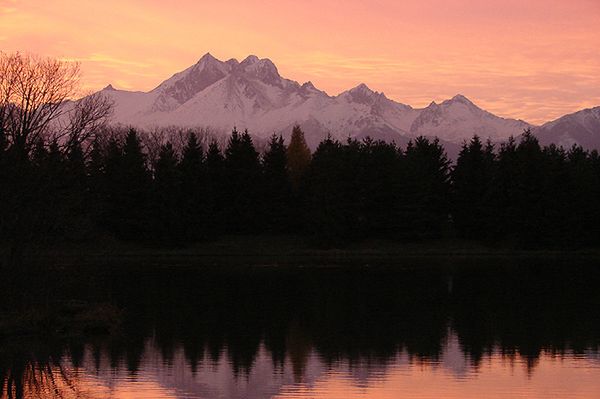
[
  {"xmin": 59, "ymin": 91, "xmax": 114, "ymax": 153},
  {"xmin": 0, "ymin": 52, "xmax": 112, "ymax": 158},
  {"xmin": 0, "ymin": 52, "xmax": 113, "ymax": 269}
]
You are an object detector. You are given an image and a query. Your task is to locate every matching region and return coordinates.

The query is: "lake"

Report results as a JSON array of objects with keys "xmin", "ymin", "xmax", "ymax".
[{"xmin": 2, "ymin": 258, "xmax": 600, "ymax": 398}]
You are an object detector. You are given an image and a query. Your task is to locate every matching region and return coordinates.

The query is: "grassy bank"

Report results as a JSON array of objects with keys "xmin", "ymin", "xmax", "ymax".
[
  {"xmin": 0, "ymin": 301, "xmax": 121, "ymax": 343},
  {"xmin": 5, "ymin": 235, "xmax": 600, "ymax": 270}
]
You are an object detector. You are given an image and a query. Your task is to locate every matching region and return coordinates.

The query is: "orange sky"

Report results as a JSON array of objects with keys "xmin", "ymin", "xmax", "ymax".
[{"xmin": 1, "ymin": 0, "xmax": 599, "ymax": 124}]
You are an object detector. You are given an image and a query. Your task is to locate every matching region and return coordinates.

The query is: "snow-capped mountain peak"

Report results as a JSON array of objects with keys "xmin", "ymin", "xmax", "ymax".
[
  {"xmin": 240, "ymin": 54, "xmax": 260, "ymax": 66},
  {"xmin": 239, "ymin": 56, "xmax": 282, "ymax": 86},
  {"xmin": 409, "ymin": 94, "xmax": 530, "ymax": 141},
  {"xmin": 94, "ymin": 52, "xmax": 600, "ymax": 151},
  {"xmin": 351, "ymin": 83, "xmax": 374, "ymax": 93},
  {"xmin": 447, "ymin": 94, "xmax": 474, "ymax": 106},
  {"xmin": 341, "ymin": 83, "xmax": 388, "ymax": 105},
  {"xmin": 197, "ymin": 52, "xmax": 219, "ymax": 65},
  {"xmin": 149, "ymin": 53, "xmax": 232, "ymax": 111},
  {"xmin": 225, "ymin": 58, "xmax": 239, "ymax": 68}
]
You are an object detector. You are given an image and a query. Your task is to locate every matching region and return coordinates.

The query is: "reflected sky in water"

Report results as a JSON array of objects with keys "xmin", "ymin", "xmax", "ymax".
[
  {"xmin": 9, "ymin": 335, "xmax": 600, "ymax": 399},
  {"xmin": 2, "ymin": 259, "xmax": 600, "ymax": 398}
]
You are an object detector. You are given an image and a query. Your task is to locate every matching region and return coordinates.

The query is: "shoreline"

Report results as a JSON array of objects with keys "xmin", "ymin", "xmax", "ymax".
[{"xmin": 5, "ymin": 235, "xmax": 600, "ymax": 268}]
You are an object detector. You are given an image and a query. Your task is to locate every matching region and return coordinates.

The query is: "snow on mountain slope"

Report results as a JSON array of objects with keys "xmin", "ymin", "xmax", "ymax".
[
  {"xmin": 150, "ymin": 53, "xmax": 232, "ymax": 112},
  {"xmin": 100, "ymin": 84, "xmax": 158, "ymax": 122},
  {"xmin": 534, "ymin": 107, "xmax": 600, "ymax": 149},
  {"xmin": 334, "ymin": 84, "xmax": 419, "ymax": 133},
  {"xmin": 409, "ymin": 95, "xmax": 531, "ymax": 142},
  {"xmin": 96, "ymin": 53, "xmax": 541, "ymax": 146}
]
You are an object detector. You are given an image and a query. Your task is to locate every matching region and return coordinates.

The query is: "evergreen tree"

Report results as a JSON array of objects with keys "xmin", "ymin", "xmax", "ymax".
[
  {"xmin": 401, "ymin": 136, "xmax": 451, "ymax": 239},
  {"xmin": 223, "ymin": 128, "xmax": 262, "ymax": 233},
  {"xmin": 452, "ymin": 136, "xmax": 496, "ymax": 239},
  {"xmin": 102, "ymin": 136, "xmax": 124, "ymax": 236},
  {"xmin": 286, "ymin": 125, "xmax": 311, "ymax": 190},
  {"xmin": 152, "ymin": 142, "xmax": 182, "ymax": 244},
  {"xmin": 511, "ymin": 130, "xmax": 545, "ymax": 246},
  {"xmin": 87, "ymin": 137, "xmax": 104, "ymax": 191},
  {"xmin": 62, "ymin": 141, "xmax": 89, "ymax": 238},
  {"xmin": 86, "ymin": 137, "xmax": 105, "ymax": 233},
  {"xmin": 587, "ymin": 150, "xmax": 600, "ymax": 243},
  {"xmin": 205, "ymin": 140, "xmax": 225, "ymax": 236},
  {"xmin": 563, "ymin": 145, "xmax": 598, "ymax": 245},
  {"xmin": 65, "ymin": 141, "xmax": 87, "ymax": 189},
  {"xmin": 356, "ymin": 138, "xmax": 402, "ymax": 237},
  {"xmin": 489, "ymin": 136, "xmax": 517, "ymax": 239},
  {"xmin": 305, "ymin": 135, "xmax": 352, "ymax": 245},
  {"xmin": 540, "ymin": 144, "xmax": 568, "ymax": 243},
  {"xmin": 30, "ymin": 138, "xmax": 48, "ymax": 170},
  {"xmin": 490, "ymin": 130, "xmax": 545, "ymax": 246},
  {"xmin": 262, "ymin": 134, "xmax": 292, "ymax": 232},
  {"xmin": 104, "ymin": 129, "xmax": 151, "ymax": 240},
  {"xmin": 34, "ymin": 140, "xmax": 68, "ymax": 241},
  {"xmin": 179, "ymin": 132, "xmax": 206, "ymax": 241}
]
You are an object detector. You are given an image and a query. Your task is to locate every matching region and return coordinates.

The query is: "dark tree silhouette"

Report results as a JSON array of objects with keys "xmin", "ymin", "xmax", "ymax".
[
  {"xmin": 103, "ymin": 129, "xmax": 151, "ymax": 240},
  {"xmin": 452, "ymin": 136, "xmax": 495, "ymax": 239},
  {"xmin": 262, "ymin": 134, "xmax": 292, "ymax": 232},
  {"xmin": 563, "ymin": 145, "xmax": 600, "ymax": 244},
  {"xmin": 305, "ymin": 136, "xmax": 346, "ymax": 244},
  {"xmin": 223, "ymin": 128, "xmax": 262, "ymax": 233},
  {"xmin": 287, "ymin": 125, "xmax": 311, "ymax": 190},
  {"xmin": 356, "ymin": 138, "xmax": 403, "ymax": 238},
  {"xmin": 86, "ymin": 137, "xmax": 105, "ymax": 230},
  {"xmin": 1, "ymin": 118, "xmax": 600, "ymax": 253},
  {"xmin": 205, "ymin": 139, "xmax": 225, "ymax": 235},
  {"xmin": 401, "ymin": 136, "xmax": 452, "ymax": 239},
  {"xmin": 491, "ymin": 130, "xmax": 545, "ymax": 246},
  {"xmin": 179, "ymin": 132, "xmax": 206, "ymax": 241},
  {"xmin": 152, "ymin": 142, "xmax": 183, "ymax": 244}
]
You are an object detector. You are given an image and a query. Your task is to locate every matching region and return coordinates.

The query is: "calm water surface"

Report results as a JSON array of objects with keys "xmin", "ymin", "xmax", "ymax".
[{"xmin": 2, "ymin": 259, "xmax": 600, "ymax": 398}]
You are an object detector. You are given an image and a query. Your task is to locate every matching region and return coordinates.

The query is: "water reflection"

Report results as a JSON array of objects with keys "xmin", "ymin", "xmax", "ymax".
[
  {"xmin": 2, "ymin": 259, "xmax": 600, "ymax": 398},
  {"xmin": 4, "ymin": 335, "xmax": 600, "ymax": 399}
]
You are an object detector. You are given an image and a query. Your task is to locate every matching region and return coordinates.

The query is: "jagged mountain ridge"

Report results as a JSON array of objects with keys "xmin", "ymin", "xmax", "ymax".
[{"xmin": 96, "ymin": 53, "xmax": 596, "ymax": 149}]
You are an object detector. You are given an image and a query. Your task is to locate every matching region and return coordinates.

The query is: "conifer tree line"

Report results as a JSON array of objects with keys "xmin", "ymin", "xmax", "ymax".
[{"xmin": 1, "ymin": 122, "xmax": 600, "ymax": 250}]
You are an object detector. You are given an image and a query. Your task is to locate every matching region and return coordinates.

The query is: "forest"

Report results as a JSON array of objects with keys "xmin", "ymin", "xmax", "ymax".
[
  {"xmin": 3, "ymin": 52, "xmax": 599, "ymax": 262},
  {"xmin": 1, "ymin": 121, "xmax": 599, "ymax": 258}
]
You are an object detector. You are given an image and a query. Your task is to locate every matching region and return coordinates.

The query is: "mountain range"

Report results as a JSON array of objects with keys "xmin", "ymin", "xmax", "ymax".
[{"xmin": 96, "ymin": 53, "xmax": 600, "ymax": 151}]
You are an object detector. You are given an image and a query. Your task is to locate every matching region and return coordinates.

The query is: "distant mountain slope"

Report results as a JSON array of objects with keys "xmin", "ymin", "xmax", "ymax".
[
  {"xmin": 96, "ymin": 53, "xmax": 538, "ymax": 148},
  {"xmin": 409, "ymin": 95, "xmax": 530, "ymax": 142},
  {"xmin": 534, "ymin": 107, "xmax": 600, "ymax": 149}
]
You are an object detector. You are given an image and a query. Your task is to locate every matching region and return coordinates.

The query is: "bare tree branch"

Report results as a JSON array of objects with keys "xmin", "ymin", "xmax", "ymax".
[
  {"xmin": 56, "ymin": 91, "xmax": 114, "ymax": 152},
  {"xmin": 0, "ymin": 52, "xmax": 113, "ymax": 157}
]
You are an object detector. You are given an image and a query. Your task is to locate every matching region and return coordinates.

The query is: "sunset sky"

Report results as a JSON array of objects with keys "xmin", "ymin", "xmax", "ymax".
[{"xmin": 1, "ymin": 0, "xmax": 599, "ymax": 124}]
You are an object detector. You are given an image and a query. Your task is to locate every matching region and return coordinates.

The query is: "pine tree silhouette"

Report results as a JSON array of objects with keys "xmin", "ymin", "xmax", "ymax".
[
  {"xmin": 105, "ymin": 129, "xmax": 151, "ymax": 240},
  {"xmin": 152, "ymin": 142, "xmax": 183, "ymax": 244},
  {"xmin": 287, "ymin": 125, "xmax": 311, "ymax": 190},
  {"xmin": 179, "ymin": 132, "xmax": 206, "ymax": 241},
  {"xmin": 262, "ymin": 134, "xmax": 292, "ymax": 232},
  {"xmin": 205, "ymin": 139, "xmax": 225, "ymax": 236},
  {"xmin": 452, "ymin": 136, "xmax": 495, "ymax": 239},
  {"xmin": 401, "ymin": 136, "xmax": 451, "ymax": 239},
  {"xmin": 223, "ymin": 128, "xmax": 262, "ymax": 233}
]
